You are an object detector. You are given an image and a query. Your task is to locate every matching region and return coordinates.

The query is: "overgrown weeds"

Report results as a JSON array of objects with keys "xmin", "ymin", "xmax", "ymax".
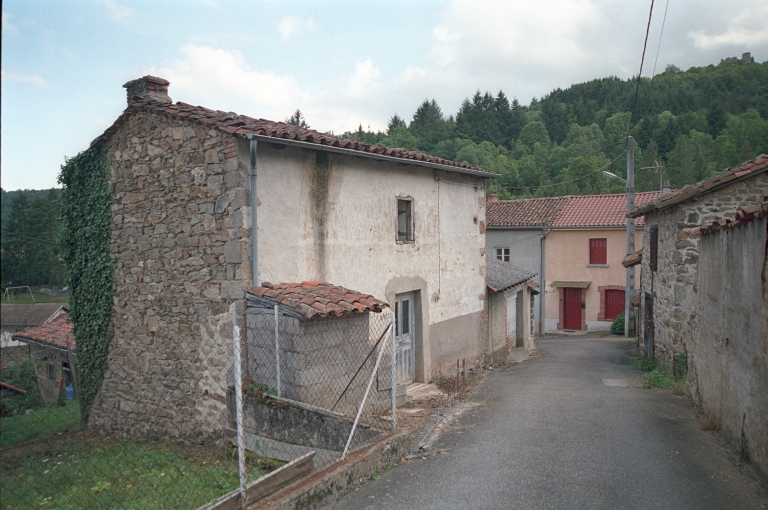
[{"xmin": 629, "ymin": 354, "xmax": 686, "ymax": 392}]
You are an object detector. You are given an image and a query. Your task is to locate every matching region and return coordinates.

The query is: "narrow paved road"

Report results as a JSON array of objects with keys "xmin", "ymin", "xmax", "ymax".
[{"xmin": 334, "ymin": 336, "xmax": 765, "ymax": 510}]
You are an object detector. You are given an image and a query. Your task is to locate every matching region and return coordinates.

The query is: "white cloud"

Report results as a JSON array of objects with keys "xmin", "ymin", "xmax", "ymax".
[
  {"xmin": 278, "ymin": 16, "xmax": 315, "ymax": 42},
  {"xmin": 688, "ymin": 7, "xmax": 768, "ymax": 49},
  {"xmin": 145, "ymin": 44, "xmax": 308, "ymax": 117},
  {"xmin": 1, "ymin": 70, "xmax": 48, "ymax": 88},
  {"xmin": 347, "ymin": 59, "xmax": 382, "ymax": 98},
  {"xmin": 103, "ymin": 0, "xmax": 133, "ymax": 24}
]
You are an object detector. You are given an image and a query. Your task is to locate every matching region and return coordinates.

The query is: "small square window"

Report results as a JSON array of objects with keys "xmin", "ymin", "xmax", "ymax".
[
  {"xmin": 496, "ymin": 248, "xmax": 510, "ymax": 262},
  {"xmin": 397, "ymin": 198, "xmax": 414, "ymax": 243},
  {"xmin": 589, "ymin": 238, "xmax": 607, "ymax": 265}
]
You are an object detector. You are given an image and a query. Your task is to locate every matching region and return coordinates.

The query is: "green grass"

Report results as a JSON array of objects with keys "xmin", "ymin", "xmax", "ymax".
[
  {"xmin": 1, "ymin": 438, "xmax": 264, "ymax": 509},
  {"xmin": 0, "ymin": 401, "xmax": 81, "ymax": 449},
  {"xmin": 628, "ymin": 355, "xmax": 656, "ymax": 372},
  {"xmin": 644, "ymin": 368, "xmax": 676, "ymax": 389}
]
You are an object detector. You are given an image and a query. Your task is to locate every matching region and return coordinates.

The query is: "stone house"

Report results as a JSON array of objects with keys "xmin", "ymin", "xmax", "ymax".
[
  {"xmin": 628, "ymin": 153, "xmax": 768, "ymax": 474},
  {"xmin": 485, "ymin": 258, "xmax": 537, "ymax": 363},
  {"xmin": 12, "ymin": 313, "xmax": 76, "ymax": 405},
  {"xmin": 1, "ymin": 303, "xmax": 67, "ymax": 369},
  {"xmin": 85, "ymin": 76, "xmax": 496, "ymax": 443},
  {"xmin": 486, "ymin": 192, "xmax": 660, "ymax": 334}
]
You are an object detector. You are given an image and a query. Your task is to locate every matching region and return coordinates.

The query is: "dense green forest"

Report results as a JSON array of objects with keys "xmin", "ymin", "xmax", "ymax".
[
  {"xmin": 1, "ymin": 189, "xmax": 65, "ymax": 287},
  {"xmin": 337, "ymin": 60, "xmax": 768, "ymax": 198}
]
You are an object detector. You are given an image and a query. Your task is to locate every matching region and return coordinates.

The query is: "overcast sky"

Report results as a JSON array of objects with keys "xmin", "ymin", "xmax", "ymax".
[{"xmin": 2, "ymin": 0, "xmax": 767, "ymax": 190}]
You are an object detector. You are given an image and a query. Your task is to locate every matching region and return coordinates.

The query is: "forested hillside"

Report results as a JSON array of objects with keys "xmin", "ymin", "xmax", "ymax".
[
  {"xmin": 1, "ymin": 189, "xmax": 65, "ymax": 287},
  {"xmin": 338, "ymin": 60, "xmax": 768, "ymax": 198}
]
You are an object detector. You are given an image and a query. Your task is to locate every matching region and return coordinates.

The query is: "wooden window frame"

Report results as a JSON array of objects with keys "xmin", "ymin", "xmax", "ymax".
[{"xmin": 396, "ymin": 197, "xmax": 414, "ymax": 244}]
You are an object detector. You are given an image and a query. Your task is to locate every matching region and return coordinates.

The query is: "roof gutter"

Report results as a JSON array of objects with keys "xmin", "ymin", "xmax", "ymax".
[{"xmin": 241, "ymin": 134, "xmax": 500, "ymax": 179}]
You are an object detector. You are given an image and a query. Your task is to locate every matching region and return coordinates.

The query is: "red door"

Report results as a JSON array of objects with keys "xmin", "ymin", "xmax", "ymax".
[
  {"xmin": 605, "ymin": 289, "xmax": 625, "ymax": 320},
  {"xmin": 564, "ymin": 288, "xmax": 582, "ymax": 330}
]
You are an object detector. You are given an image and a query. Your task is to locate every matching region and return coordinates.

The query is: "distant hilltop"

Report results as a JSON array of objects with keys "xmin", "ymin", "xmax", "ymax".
[{"xmin": 720, "ymin": 52, "xmax": 755, "ymax": 66}]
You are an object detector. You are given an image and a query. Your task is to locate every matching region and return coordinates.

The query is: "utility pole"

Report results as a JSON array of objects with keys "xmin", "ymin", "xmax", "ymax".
[{"xmin": 624, "ymin": 136, "xmax": 635, "ymax": 337}]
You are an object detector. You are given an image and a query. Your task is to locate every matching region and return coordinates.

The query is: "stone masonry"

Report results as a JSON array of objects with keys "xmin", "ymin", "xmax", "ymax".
[
  {"xmin": 638, "ymin": 173, "xmax": 768, "ymax": 379},
  {"xmin": 88, "ymin": 108, "xmax": 252, "ymax": 444}
]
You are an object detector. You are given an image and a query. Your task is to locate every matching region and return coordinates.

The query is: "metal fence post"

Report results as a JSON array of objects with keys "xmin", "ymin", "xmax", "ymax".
[
  {"xmin": 230, "ymin": 302, "xmax": 247, "ymax": 510},
  {"xmin": 274, "ymin": 304, "xmax": 281, "ymax": 398},
  {"xmin": 390, "ymin": 310, "xmax": 397, "ymax": 432}
]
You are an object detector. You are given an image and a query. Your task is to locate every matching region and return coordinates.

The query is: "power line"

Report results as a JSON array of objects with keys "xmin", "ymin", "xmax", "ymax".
[
  {"xmin": 626, "ymin": 0, "xmax": 656, "ymax": 138},
  {"xmin": 507, "ymin": 149, "xmax": 627, "ymax": 191},
  {"xmin": 641, "ymin": 0, "xmax": 670, "ymax": 120}
]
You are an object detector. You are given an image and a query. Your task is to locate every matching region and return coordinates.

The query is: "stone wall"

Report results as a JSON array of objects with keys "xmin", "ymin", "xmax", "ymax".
[
  {"xmin": 638, "ymin": 173, "xmax": 768, "ymax": 374},
  {"xmin": 695, "ymin": 217, "xmax": 767, "ymax": 473},
  {"xmin": 89, "ymin": 110, "xmax": 251, "ymax": 444}
]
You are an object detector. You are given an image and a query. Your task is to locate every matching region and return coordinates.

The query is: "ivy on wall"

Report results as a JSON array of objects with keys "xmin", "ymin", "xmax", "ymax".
[{"xmin": 59, "ymin": 146, "xmax": 114, "ymax": 423}]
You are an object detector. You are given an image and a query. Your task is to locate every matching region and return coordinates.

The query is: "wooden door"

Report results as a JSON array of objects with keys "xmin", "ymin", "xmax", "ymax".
[
  {"xmin": 644, "ymin": 292, "xmax": 654, "ymax": 359},
  {"xmin": 506, "ymin": 292, "xmax": 517, "ymax": 341},
  {"xmin": 605, "ymin": 289, "xmax": 625, "ymax": 320},
  {"xmin": 564, "ymin": 288, "xmax": 582, "ymax": 330},
  {"xmin": 395, "ymin": 293, "xmax": 415, "ymax": 385}
]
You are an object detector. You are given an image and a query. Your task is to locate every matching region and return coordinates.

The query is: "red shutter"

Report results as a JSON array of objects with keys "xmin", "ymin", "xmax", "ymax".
[{"xmin": 590, "ymin": 238, "xmax": 607, "ymax": 264}]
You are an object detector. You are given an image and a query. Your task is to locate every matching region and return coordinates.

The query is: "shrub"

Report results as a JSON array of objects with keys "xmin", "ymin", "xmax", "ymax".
[
  {"xmin": 0, "ymin": 358, "xmax": 44, "ymax": 416},
  {"xmin": 610, "ymin": 312, "xmax": 625, "ymax": 335}
]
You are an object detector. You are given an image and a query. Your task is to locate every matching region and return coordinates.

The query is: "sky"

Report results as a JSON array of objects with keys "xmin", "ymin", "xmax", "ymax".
[{"xmin": 2, "ymin": 0, "xmax": 767, "ymax": 191}]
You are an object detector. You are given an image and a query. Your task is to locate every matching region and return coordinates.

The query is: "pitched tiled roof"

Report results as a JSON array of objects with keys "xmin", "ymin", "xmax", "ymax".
[
  {"xmin": 1, "ymin": 304, "xmax": 67, "ymax": 330},
  {"xmin": 554, "ymin": 192, "xmax": 661, "ymax": 227},
  {"xmin": 628, "ymin": 154, "xmax": 768, "ymax": 218},
  {"xmin": 13, "ymin": 314, "xmax": 74, "ymax": 351},
  {"xmin": 246, "ymin": 281, "xmax": 388, "ymax": 320},
  {"xmin": 92, "ymin": 79, "xmax": 494, "ymax": 177},
  {"xmin": 486, "ymin": 197, "xmax": 568, "ymax": 227},
  {"xmin": 487, "ymin": 192, "xmax": 661, "ymax": 228},
  {"xmin": 486, "ymin": 259, "xmax": 537, "ymax": 293}
]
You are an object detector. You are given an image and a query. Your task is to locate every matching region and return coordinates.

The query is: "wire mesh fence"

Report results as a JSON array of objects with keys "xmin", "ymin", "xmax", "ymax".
[{"xmin": 0, "ymin": 305, "xmax": 397, "ymax": 509}]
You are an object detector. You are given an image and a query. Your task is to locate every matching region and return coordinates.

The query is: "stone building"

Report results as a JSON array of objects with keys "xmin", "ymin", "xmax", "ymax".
[
  {"xmin": 84, "ymin": 76, "xmax": 496, "ymax": 443},
  {"xmin": 629, "ymin": 153, "xmax": 768, "ymax": 474}
]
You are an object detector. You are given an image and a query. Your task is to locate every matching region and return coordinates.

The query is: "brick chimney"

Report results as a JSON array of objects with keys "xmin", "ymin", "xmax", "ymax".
[
  {"xmin": 487, "ymin": 194, "xmax": 499, "ymax": 202},
  {"xmin": 123, "ymin": 76, "xmax": 171, "ymax": 104}
]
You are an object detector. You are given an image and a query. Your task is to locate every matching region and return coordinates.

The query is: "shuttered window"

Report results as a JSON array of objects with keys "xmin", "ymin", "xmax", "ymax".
[
  {"xmin": 649, "ymin": 225, "xmax": 658, "ymax": 272},
  {"xmin": 589, "ymin": 238, "xmax": 607, "ymax": 265}
]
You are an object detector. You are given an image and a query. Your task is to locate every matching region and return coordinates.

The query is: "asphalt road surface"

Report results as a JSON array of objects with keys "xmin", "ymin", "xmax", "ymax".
[{"xmin": 333, "ymin": 336, "xmax": 766, "ymax": 510}]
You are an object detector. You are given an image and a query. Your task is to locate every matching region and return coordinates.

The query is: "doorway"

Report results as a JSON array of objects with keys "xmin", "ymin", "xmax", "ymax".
[
  {"xmin": 564, "ymin": 288, "xmax": 582, "ymax": 330},
  {"xmin": 605, "ymin": 289, "xmax": 625, "ymax": 320},
  {"xmin": 395, "ymin": 292, "xmax": 415, "ymax": 385}
]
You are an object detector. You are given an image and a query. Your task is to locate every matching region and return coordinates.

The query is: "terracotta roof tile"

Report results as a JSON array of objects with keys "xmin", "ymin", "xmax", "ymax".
[
  {"xmin": 246, "ymin": 281, "xmax": 388, "ymax": 320},
  {"xmin": 487, "ymin": 191, "xmax": 661, "ymax": 228},
  {"xmin": 92, "ymin": 95, "xmax": 492, "ymax": 176},
  {"xmin": 629, "ymin": 154, "xmax": 768, "ymax": 218},
  {"xmin": 13, "ymin": 314, "xmax": 75, "ymax": 351},
  {"xmin": 622, "ymin": 250, "xmax": 642, "ymax": 268},
  {"xmin": 697, "ymin": 196, "xmax": 768, "ymax": 236}
]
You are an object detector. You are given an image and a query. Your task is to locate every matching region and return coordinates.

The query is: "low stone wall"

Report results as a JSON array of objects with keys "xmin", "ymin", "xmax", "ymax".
[{"xmin": 695, "ymin": 217, "xmax": 767, "ymax": 474}]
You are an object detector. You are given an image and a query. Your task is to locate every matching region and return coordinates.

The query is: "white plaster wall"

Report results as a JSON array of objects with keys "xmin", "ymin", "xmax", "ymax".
[{"xmin": 243, "ymin": 144, "xmax": 487, "ymax": 345}]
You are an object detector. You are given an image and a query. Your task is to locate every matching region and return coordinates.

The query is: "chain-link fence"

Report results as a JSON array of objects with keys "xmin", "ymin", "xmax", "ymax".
[{"xmin": 0, "ymin": 305, "xmax": 397, "ymax": 509}]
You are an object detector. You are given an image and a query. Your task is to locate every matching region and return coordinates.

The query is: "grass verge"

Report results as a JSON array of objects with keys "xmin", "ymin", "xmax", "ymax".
[
  {"xmin": 1, "ymin": 433, "xmax": 265, "ymax": 509},
  {"xmin": 0, "ymin": 400, "xmax": 81, "ymax": 449}
]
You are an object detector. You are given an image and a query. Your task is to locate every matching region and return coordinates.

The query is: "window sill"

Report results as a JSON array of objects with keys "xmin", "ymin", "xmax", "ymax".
[
  {"xmin": 587, "ymin": 264, "xmax": 609, "ymax": 268},
  {"xmin": 396, "ymin": 240, "xmax": 415, "ymax": 245}
]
